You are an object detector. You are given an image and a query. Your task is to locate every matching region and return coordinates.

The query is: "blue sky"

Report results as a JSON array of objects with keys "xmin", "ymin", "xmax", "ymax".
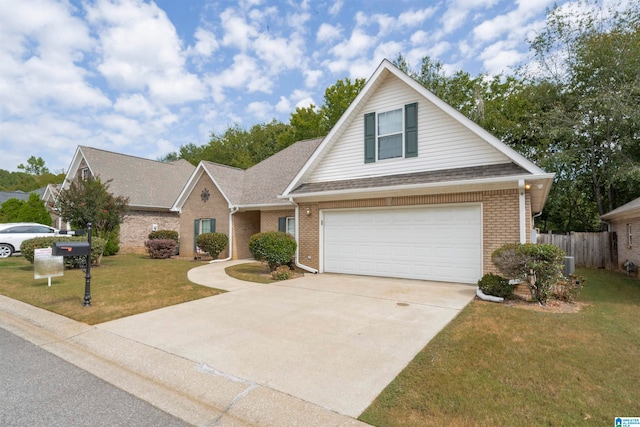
[{"xmin": 0, "ymin": 0, "xmax": 617, "ymax": 173}]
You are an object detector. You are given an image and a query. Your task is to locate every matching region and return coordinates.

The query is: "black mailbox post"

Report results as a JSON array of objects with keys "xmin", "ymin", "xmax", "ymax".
[{"xmin": 51, "ymin": 223, "xmax": 93, "ymax": 307}]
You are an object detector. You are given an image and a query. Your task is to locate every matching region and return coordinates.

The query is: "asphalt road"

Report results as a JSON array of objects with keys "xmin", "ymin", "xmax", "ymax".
[{"xmin": 0, "ymin": 327, "xmax": 191, "ymax": 427}]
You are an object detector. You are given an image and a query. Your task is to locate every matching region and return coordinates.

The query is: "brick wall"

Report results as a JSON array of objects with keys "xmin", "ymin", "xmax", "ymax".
[
  {"xmin": 260, "ymin": 209, "xmax": 295, "ymax": 232},
  {"xmin": 296, "ymin": 189, "xmax": 524, "ymax": 273},
  {"xmin": 179, "ymin": 174, "xmax": 230, "ymax": 259},
  {"xmin": 120, "ymin": 210, "xmax": 180, "ymax": 253},
  {"xmin": 233, "ymin": 211, "xmax": 260, "ymax": 259},
  {"xmin": 611, "ymin": 218, "xmax": 640, "ymax": 270}
]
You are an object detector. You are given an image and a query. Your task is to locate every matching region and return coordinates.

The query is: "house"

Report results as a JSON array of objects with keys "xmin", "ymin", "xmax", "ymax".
[
  {"xmin": 174, "ymin": 59, "xmax": 554, "ymax": 284},
  {"xmin": 601, "ymin": 197, "xmax": 640, "ymax": 271},
  {"xmin": 62, "ymin": 146, "xmax": 195, "ymax": 252},
  {"xmin": 42, "ymin": 184, "xmax": 66, "ymax": 229},
  {"xmin": 172, "ymin": 138, "xmax": 322, "ymax": 259}
]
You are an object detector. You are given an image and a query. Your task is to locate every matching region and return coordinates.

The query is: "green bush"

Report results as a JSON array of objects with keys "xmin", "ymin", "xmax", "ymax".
[
  {"xmin": 144, "ymin": 239, "xmax": 176, "ymax": 259},
  {"xmin": 478, "ymin": 273, "xmax": 513, "ymax": 298},
  {"xmin": 492, "ymin": 243, "xmax": 565, "ymax": 304},
  {"xmin": 20, "ymin": 236, "xmax": 106, "ymax": 267},
  {"xmin": 196, "ymin": 232, "xmax": 228, "ymax": 259},
  {"xmin": 148, "ymin": 230, "xmax": 179, "ymax": 241},
  {"xmin": 271, "ymin": 265, "xmax": 294, "ymax": 280},
  {"xmin": 101, "ymin": 227, "xmax": 120, "ymax": 256},
  {"xmin": 248, "ymin": 231, "xmax": 297, "ymax": 271}
]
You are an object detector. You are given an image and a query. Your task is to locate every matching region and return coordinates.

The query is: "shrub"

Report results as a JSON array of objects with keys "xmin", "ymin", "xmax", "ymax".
[
  {"xmin": 492, "ymin": 243, "xmax": 565, "ymax": 304},
  {"xmin": 271, "ymin": 265, "xmax": 294, "ymax": 280},
  {"xmin": 144, "ymin": 239, "xmax": 176, "ymax": 259},
  {"xmin": 148, "ymin": 230, "xmax": 179, "ymax": 241},
  {"xmin": 20, "ymin": 236, "xmax": 106, "ymax": 267},
  {"xmin": 477, "ymin": 273, "xmax": 513, "ymax": 298},
  {"xmin": 196, "ymin": 232, "xmax": 228, "ymax": 259},
  {"xmin": 102, "ymin": 227, "xmax": 120, "ymax": 256},
  {"xmin": 249, "ymin": 231, "xmax": 297, "ymax": 271},
  {"xmin": 551, "ymin": 274, "xmax": 585, "ymax": 302}
]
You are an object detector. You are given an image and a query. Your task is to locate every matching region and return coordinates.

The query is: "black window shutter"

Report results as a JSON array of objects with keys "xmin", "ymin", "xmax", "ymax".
[
  {"xmin": 405, "ymin": 102, "xmax": 418, "ymax": 158},
  {"xmin": 278, "ymin": 217, "xmax": 286, "ymax": 232},
  {"xmin": 364, "ymin": 112, "xmax": 376, "ymax": 163}
]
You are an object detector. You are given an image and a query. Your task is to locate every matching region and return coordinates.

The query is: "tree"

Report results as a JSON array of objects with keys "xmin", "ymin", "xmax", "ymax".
[
  {"xmin": 0, "ymin": 194, "xmax": 51, "ymax": 224},
  {"xmin": 319, "ymin": 77, "xmax": 366, "ymax": 132},
  {"xmin": 56, "ymin": 177, "xmax": 129, "ymax": 254},
  {"xmin": 17, "ymin": 156, "xmax": 49, "ymax": 175},
  {"xmin": 523, "ymin": 0, "xmax": 640, "ymax": 218}
]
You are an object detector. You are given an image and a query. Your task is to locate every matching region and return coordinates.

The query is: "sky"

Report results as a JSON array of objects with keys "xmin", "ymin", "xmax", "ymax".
[{"xmin": 0, "ymin": 0, "xmax": 606, "ymax": 173}]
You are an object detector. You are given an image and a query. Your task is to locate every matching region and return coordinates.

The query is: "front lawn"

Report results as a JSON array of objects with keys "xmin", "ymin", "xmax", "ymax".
[
  {"xmin": 0, "ymin": 254, "xmax": 223, "ymax": 325},
  {"xmin": 360, "ymin": 268, "xmax": 640, "ymax": 426}
]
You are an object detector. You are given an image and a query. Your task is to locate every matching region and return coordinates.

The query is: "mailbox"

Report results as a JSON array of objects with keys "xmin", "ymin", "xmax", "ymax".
[{"xmin": 52, "ymin": 241, "xmax": 91, "ymax": 257}]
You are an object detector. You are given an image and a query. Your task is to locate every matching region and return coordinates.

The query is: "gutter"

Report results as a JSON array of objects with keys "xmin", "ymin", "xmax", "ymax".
[
  {"xmin": 289, "ymin": 197, "xmax": 318, "ymax": 274},
  {"xmin": 209, "ymin": 206, "xmax": 239, "ymax": 263}
]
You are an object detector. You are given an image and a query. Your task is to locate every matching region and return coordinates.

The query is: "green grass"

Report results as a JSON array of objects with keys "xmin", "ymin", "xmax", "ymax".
[
  {"xmin": 360, "ymin": 268, "xmax": 640, "ymax": 426},
  {"xmin": 225, "ymin": 262, "xmax": 273, "ymax": 284},
  {"xmin": 0, "ymin": 254, "xmax": 223, "ymax": 325}
]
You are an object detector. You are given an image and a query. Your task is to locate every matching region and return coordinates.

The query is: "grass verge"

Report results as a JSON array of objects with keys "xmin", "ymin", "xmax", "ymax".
[
  {"xmin": 360, "ymin": 268, "xmax": 640, "ymax": 426},
  {"xmin": 0, "ymin": 254, "xmax": 223, "ymax": 325},
  {"xmin": 225, "ymin": 261, "xmax": 304, "ymax": 284}
]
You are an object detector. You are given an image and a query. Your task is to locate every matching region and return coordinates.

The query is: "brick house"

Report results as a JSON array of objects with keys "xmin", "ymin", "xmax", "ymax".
[
  {"xmin": 61, "ymin": 146, "xmax": 195, "ymax": 252},
  {"xmin": 601, "ymin": 197, "xmax": 640, "ymax": 272},
  {"xmin": 174, "ymin": 59, "xmax": 554, "ymax": 284}
]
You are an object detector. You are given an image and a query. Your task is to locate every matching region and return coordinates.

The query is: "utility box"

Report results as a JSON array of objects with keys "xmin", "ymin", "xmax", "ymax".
[
  {"xmin": 52, "ymin": 241, "xmax": 91, "ymax": 257},
  {"xmin": 563, "ymin": 256, "xmax": 575, "ymax": 277}
]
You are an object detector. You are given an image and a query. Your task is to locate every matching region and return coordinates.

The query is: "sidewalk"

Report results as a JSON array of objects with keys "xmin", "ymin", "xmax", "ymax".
[{"xmin": 0, "ymin": 265, "xmax": 369, "ymax": 427}]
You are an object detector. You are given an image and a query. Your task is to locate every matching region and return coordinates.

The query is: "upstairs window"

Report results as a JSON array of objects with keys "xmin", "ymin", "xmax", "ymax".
[
  {"xmin": 81, "ymin": 168, "xmax": 90, "ymax": 180},
  {"xmin": 365, "ymin": 102, "xmax": 418, "ymax": 163}
]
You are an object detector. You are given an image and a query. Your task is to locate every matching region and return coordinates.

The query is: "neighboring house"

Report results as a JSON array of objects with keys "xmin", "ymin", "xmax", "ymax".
[
  {"xmin": 0, "ymin": 189, "xmax": 45, "ymax": 205},
  {"xmin": 172, "ymin": 138, "xmax": 322, "ymax": 260},
  {"xmin": 174, "ymin": 59, "xmax": 554, "ymax": 284},
  {"xmin": 42, "ymin": 184, "xmax": 67, "ymax": 229},
  {"xmin": 62, "ymin": 146, "xmax": 195, "ymax": 252},
  {"xmin": 601, "ymin": 197, "xmax": 640, "ymax": 271}
]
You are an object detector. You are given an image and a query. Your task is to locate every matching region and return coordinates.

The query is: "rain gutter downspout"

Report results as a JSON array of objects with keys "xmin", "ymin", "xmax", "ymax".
[
  {"xmin": 209, "ymin": 206, "xmax": 239, "ymax": 263},
  {"xmin": 289, "ymin": 197, "xmax": 318, "ymax": 274}
]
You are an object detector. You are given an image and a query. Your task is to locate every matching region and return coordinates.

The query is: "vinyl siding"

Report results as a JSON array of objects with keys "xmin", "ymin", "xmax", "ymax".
[{"xmin": 309, "ymin": 73, "xmax": 510, "ymax": 182}]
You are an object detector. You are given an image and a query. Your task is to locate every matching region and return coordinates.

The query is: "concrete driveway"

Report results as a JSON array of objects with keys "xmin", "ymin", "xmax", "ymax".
[{"xmin": 97, "ymin": 261, "xmax": 476, "ymax": 417}]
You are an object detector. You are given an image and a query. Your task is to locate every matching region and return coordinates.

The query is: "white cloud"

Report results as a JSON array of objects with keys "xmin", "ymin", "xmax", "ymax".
[
  {"xmin": 328, "ymin": 0, "xmax": 343, "ymax": 16},
  {"xmin": 398, "ymin": 7, "xmax": 438, "ymax": 27},
  {"xmin": 220, "ymin": 7, "xmax": 258, "ymax": 50},
  {"xmin": 330, "ymin": 29, "xmax": 376, "ymax": 60},
  {"xmin": 317, "ymin": 23, "xmax": 342, "ymax": 43},
  {"xmin": 190, "ymin": 27, "xmax": 219, "ymax": 57},
  {"xmin": 275, "ymin": 96, "xmax": 292, "ymax": 113},
  {"xmin": 304, "ymin": 69, "xmax": 323, "ymax": 88},
  {"xmin": 247, "ymin": 101, "xmax": 273, "ymax": 120},
  {"xmin": 478, "ymin": 41, "xmax": 525, "ymax": 74},
  {"xmin": 113, "ymin": 94, "xmax": 156, "ymax": 117}
]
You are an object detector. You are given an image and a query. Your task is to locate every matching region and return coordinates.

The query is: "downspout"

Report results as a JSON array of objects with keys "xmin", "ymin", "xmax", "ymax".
[
  {"xmin": 209, "ymin": 206, "xmax": 239, "ymax": 263},
  {"xmin": 532, "ymin": 211, "xmax": 543, "ymax": 244},
  {"xmin": 289, "ymin": 197, "xmax": 318, "ymax": 274},
  {"xmin": 518, "ymin": 180, "xmax": 527, "ymax": 244}
]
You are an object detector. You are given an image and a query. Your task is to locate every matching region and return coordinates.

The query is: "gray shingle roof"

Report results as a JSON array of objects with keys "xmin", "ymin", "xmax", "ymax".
[
  {"xmin": 79, "ymin": 146, "xmax": 195, "ymax": 208},
  {"xmin": 601, "ymin": 197, "xmax": 640, "ymax": 220},
  {"xmin": 290, "ymin": 163, "xmax": 529, "ymax": 194},
  {"xmin": 195, "ymin": 138, "xmax": 323, "ymax": 207}
]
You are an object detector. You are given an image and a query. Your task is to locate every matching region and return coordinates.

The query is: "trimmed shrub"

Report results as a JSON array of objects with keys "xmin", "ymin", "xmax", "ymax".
[
  {"xmin": 248, "ymin": 231, "xmax": 296, "ymax": 271},
  {"xmin": 552, "ymin": 274, "xmax": 585, "ymax": 302},
  {"xmin": 148, "ymin": 229, "xmax": 179, "ymax": 255},
  {"xmin": 477, "ymin": 273, "xmax": 513, "ymax": 298},
  {"xmin": 144, "ymin": 239, "xmax": 176, "ymax": 259},
  {"xmin": 271, "ymin": 265, "xmax": 294, "ymax": 280},
  {"xmin": 148, "ymin": 230, "xmax": 179, "ymax": 241},
  {"xmin": 492, "ymin": 243, "xmax": 565, "ymax": 304},
  {"xmin": 196, "ymin": 232, "xmax": 228, "ymax": 259},
  {"xmin": 102, "ymin": 227, "xmax": 120, "ymax": 256},
  {"xmin": 20, "ymin": 236, "xmax": 106, "ymax": 267}
]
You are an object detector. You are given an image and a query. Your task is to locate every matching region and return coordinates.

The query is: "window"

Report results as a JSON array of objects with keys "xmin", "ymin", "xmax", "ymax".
[
  {"xmin": 628, "ymin": 223, "xmax": 633, "ymax": 248},
  {"xmin": 364, "ymin": 102, "xmax": 418, "ymax": 163},
  {"xmin": 279, "ymin": 216, "xmax": 295, "ymax": 237},
  {"xmin": 81, "ymin": 168, "xmax": 90, "ymax": 180},
  {"xmin": 377, "ymin": 109, "xmax": 403, "ymax": 160},
  {"xmin": 194, "ymin": 218, "xmax": 215, "ymax": 252}
]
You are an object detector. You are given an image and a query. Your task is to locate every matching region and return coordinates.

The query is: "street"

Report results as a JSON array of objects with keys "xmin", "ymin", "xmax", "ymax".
[{"xmin": 0, "ymin": 327, "xmax": 190, "ymax": 427}]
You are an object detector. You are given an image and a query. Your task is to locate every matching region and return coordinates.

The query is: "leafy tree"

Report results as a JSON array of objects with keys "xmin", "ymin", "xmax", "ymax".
[
  {"xmin": 522, "ymin": 0, "xmax": 640, "ymax": 218},
  {"xmin": 0, "ymin": 198, "xmax": 25, "ymax": 222},
  {"xmin": 0, "ymin": 194, "xmax": 51, "ymax": 224},
  {"xmin": 319, "ymin": 77, "xmax": 366, "ymax": 132},
  {"xmin": 56, "ymin": 177, "xmax": 129, "ymax": 254},
  {"xmin": 17, "ymin": 156, "xmax": 49, "ymax": 175}
]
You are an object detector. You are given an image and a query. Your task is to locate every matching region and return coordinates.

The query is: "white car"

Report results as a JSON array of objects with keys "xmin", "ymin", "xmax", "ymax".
[{"xmin": 0, "ymin": 222, "xmax": 59, "ymax": 258}]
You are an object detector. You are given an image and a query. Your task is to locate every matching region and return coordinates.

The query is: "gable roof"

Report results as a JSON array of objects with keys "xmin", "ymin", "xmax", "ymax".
[
  {"xmin": 64, "ymin": 146, "xmax": 195, "ymax": 210},
  {"xmin": 172, "ymin": 138, "xmax": 322, "ymax": 211},
  {"xmin": 281, "ymin": 59, "xmax": 554, "ymax": 213},
  {"xmin": 601, "ymin": 197, "xmax": 640, "ymax": 221}
]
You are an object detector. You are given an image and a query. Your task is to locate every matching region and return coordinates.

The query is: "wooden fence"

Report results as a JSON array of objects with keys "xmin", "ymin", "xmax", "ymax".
[{"xmin": 537, "ymin": 232, "xmax": 617, "ymax": 269}]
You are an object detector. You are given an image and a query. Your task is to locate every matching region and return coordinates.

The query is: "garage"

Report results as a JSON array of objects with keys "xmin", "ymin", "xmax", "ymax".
[{"xmin": 322, "ymin": 204, "xmax": 482, "ymax": 284}]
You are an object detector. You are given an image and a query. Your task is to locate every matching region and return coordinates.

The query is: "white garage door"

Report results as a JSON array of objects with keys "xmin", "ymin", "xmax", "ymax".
[{"xmin": 322, "ymin": 204, "xmax": 482, "ymax": 284}]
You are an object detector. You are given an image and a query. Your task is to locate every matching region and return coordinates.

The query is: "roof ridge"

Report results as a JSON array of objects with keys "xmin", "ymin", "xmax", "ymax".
[{"xmin": 79, "ymin": 145, "xmax": 177, "ymax": 166}]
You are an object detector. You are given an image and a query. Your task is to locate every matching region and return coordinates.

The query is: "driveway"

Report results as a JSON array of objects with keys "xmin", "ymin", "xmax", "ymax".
[{"xmin": 97, "ymin": 261, "xmax": 476, "ymax": 417}]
